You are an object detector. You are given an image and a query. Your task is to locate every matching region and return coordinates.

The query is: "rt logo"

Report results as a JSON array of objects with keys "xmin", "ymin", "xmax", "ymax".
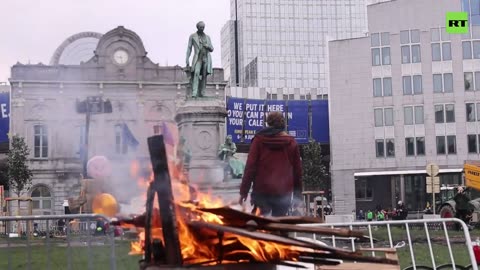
[{"xmin": 446, "ymin": 12, "xmax": 469, "ymax": 34}]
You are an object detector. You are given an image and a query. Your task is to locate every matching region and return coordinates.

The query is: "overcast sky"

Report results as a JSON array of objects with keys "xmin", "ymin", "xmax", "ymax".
[{"xmin": 0, "ymin": 0, "xmax": 230, "ymax": 83}]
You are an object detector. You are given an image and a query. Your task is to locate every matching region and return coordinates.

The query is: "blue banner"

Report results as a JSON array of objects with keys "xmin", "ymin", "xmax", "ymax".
[
  {"xmin": 225, "ymin": 97, "xmax": 329, "ymax": 144},
  {"xmin": 0, "ymin": 92, "xmax": 9, "ymax": 143},
  {"xmin": 311, "ymin": 100, "xmax": 329, "ymax": 144},
  {"xmin": 287, "ymin": 100, "xmax": 309, "ymax": 144},
  {"xmin": 265, "ymin": 100, "xmax": 286, "ymax": 122},
  {"xmin": 226, "ymin": 97, "xmax": 244, "ymax": 143},
  {"xmin": 244, "ymin": 99, "xmax": 265, "ymax": 143}
]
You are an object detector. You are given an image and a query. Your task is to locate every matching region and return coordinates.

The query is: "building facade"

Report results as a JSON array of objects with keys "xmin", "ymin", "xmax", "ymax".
[
  {"xmin": 329, "ymin": 0, "xmax": 480, "ymax": 215},
  {"xmin": 9, "ymin": 26, "xmax": 226, "ymax": 215},
  {"xmin": 221, "ymin": 0, "xmax": 368, "ymax": 100}
]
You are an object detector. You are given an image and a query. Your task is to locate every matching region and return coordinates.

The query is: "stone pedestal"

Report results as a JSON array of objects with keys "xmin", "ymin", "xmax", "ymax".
[{"xmin": 175, "ymin": 98, "xmax": 227, "ymax": 187}]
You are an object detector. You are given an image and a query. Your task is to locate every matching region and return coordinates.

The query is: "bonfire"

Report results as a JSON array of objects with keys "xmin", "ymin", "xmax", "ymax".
[{"xmin": 104, "ymin": 135, "xmax": 399, "ymax": 270}]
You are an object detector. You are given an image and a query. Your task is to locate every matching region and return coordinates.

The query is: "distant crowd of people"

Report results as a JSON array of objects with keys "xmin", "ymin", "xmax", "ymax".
[{"xmin": 356, "ymin": 201, "xmax": 408, "ymax": 221}]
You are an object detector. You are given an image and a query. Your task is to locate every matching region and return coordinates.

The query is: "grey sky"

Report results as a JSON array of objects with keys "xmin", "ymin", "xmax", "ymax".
[{"xmin": 0, "ymin": 0, "xmax": 230, "ymax": 83}]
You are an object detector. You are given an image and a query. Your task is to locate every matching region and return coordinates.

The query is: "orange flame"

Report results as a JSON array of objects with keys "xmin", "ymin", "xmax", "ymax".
[{"xmin": 126, "ymin": 134, "xmax": 301, "ymax": 264}]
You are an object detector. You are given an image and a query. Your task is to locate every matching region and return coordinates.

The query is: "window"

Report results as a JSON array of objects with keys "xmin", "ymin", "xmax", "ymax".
[
  {"xmin": 436, "ymin": 135, "xmax": 456, "ymax": 155},
  {"xmin": 463, "ymin": 40, "xmax": 480, "ymax": 59},
  {"xmin": 401, "ymin": 29, "xmax": 421, "ymax": 64},
  {"xmin": 31, "ymin": 185, "xmax": 52, "ymax": 214},
  {"xmin": 415, "ymin": 106, "xmax": 424, "ymax": 124},
  {"xmin": 431, "ymin": 27, "xmax": 452, "ymax": 61},
  {"xmin": 446, "ymin": 104, "xmax": 455, "ymax": 122},
  {"xmin": 464, "ymin": 72, "xmax": 480, "ymax": 91},
  {"xmin": 115, "ymin": 124, "xmax": 128, "ymax": 154},
  {"xmin": 374, "ymin": 109, "xmax": 383, "ymax": 127},
  {"xmin": 405, "ymin": 175, "xmax": 427, "ymax": 212},
  {"xmin": 356, "ymin": 179, "xmax": 373, "ymax": 200},
  {"xmin": 433, "ymin": 74, "xmax": 443, "ymax": 93},
  {"xmin": 373, "ymin": 77, "xmax": 392, "ymax": 97},
  {"xmin": 435, "ymin": 104, "xmax": 454, "ymax": 123},
  {"xmin": 444, "ymin": 73, "xmax": 453, "ymax": 92},
  {"xmin": 447, "ymin": 135, "xmax": 457, "ymax": 154},
  {"xmin": 465, "ymin": 72, "xmax": 474, "ymax": 91},
  {"xmin": 404, "ymin": 106, "xmax": 413, "ymax": 125},
  {"xmin": 34, "ymin": 125, "xmax": 48, "ymax": 158},
  {"xmin": 402, "ymin": 76, "xmax": 412, "ymax": 95},
  {"xmin": 375, "ymin": 139, "xmax": 395, "ymax": 157},
  {"xmin": 375, "ymin": 139, "xmax": 384, "ymax": 157},
  {"xmin": 386, "ymin": 139, "xmax": 395, "ymax": 157},
  {"xmin": 403, "ymin": 75, "xmax": 422, "ymax": 95},
  {"xmin": 283, "ymin": 94, "xmax": 288, "ymax": 100},
  {"xmin": 383, "ymin": 78, "xmax": 392, "ymax": 96},
  {"xmin": 467, "ymin": 103, "xmax": 476, "ymax": 122},
  {"xmin": 374, "ymin": 107, "xmax": 393, "ymax": 126},
  {"xmin": 406, "ymin": 137, "xmax": 425, "ymax": 156},
  {"xmin": 371, "ymin": 32, "xmax": 390, "ymax": 66},
  {"xmin": 433, "ymin": 73, "xmax": 453, "ymax": 93},
  {"xmin": 463, "ymin": 41, "xmax": 473, "ymax": 59},
  {"xmin": 404, "ymin": 106, "xmax": 423, "ymax": 125},
  {"xmin": 416, "ymin": 137, "xmax": 425, "ymax": 155},
  {"xmin": 436, "ymin": 136, "xmax": 446, "ymax": 154},
  {"xmin": 468, "ymin": 134, "xmax": 478, "ymax": 153},
  {"xmin": 405, "ymin": 138, "xmax": 415, "ymax": 156},
  {"xmin": 463, "ymin": 0, "xmax": 480, "ymax": 25},
  {"xmin": 413, "ymin": 75, "xmax": 423, "ymax": 94},
  {"xmin": 435, "ymin": 105, "xmax": 444, "ymax": 123}
]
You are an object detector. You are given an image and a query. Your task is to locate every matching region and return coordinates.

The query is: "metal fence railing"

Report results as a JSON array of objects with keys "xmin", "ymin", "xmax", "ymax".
[
  {"xmin": 294, "ymin": 218, "xmax": 478, "ymax": 270},
  {"xmin": 0, "ymin": 214, "xmax": 117, "ymax": 270}
]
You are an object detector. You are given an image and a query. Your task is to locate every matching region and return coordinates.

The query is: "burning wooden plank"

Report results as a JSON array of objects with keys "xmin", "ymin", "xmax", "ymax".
[
  {"xmin": 145, "ymin": 135, "xmax": 183, "ymax": 265},
  {"xmin": 197, "ymin": 206, "xmax": 368, "ymax": 240},
  {"xmin": 197, "ymin": 206, "xmax": 322, "ymax": 225},
  {"xmin": 188, "ymin": 221, "xmax": 398, "ymax": 266}
]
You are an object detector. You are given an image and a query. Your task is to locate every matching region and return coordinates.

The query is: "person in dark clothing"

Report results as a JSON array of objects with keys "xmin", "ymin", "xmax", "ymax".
[
  {"xmin": 239, "ymin": 112, "xmax": 303, "ymax": 217},
  {"xmin": 454, "ymin": 186, "xmax": 472, "ymax": 230},
  {"xmin": 393, "ymin": 201, "xmax": 408, "ymax": 220}
]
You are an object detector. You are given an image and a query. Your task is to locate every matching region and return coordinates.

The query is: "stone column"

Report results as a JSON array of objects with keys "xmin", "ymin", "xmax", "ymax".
[{"xmin": 175, "ymin": 98, "xmax": 227, "ymax": 187}]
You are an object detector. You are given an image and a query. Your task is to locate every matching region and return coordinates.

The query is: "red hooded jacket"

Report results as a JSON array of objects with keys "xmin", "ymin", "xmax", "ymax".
[{"xmin": 240, "ymin": 131, "xmax": 303, "ymax": 198}]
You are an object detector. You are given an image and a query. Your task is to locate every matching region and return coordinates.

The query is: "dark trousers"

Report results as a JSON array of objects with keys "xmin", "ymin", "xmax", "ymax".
[
  {"xmin": 252, "ymin": 193, "xmax": 291, "ymax": 217},
  {"xmin": 455, "ymin": 209, "xmax": 470, "ymax": 230}
]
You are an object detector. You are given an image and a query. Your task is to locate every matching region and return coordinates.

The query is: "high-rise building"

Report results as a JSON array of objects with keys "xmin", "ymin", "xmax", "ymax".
[
  {"xmin": 221, "ymin": 0, "xmax": 368, "ymax": 100},
  {"xmin": 328, "ymin": 0, "xmax": 479, "ymax": 215}
]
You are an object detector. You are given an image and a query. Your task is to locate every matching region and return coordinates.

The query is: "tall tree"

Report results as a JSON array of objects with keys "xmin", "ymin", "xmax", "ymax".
[
  {"xmin": 7, "ymin": 135, "xmax": 33, "ymax": 198},
  {"xmin": 301, "ymin": 139, "xmax": 330, "ymax": 192}
]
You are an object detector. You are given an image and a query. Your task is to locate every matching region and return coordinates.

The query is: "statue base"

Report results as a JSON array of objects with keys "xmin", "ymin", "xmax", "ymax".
[{"xmin": 175, "ymin": 98, "xmax": 227, "ymax": 187}]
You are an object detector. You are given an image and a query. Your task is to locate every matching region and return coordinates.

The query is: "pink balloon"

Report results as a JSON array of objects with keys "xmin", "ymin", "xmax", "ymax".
[{"xmin": 87, "ymin": 156, "xmax": 112, "ymax": 180}]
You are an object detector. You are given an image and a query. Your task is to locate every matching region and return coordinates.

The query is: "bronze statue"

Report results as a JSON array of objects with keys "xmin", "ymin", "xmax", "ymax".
[
  {"xmin": 218, "ymin": 135, "xmax": 236, "ymax": 162},
  {"xmin": 186, "ymin": 21, "xmax": 214, "ymax": 98}
]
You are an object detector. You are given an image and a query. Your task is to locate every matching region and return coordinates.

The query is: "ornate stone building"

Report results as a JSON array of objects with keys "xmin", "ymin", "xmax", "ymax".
[{"xmin": 9, "ymin": 26, "xmax": 226, "ymax": 215}]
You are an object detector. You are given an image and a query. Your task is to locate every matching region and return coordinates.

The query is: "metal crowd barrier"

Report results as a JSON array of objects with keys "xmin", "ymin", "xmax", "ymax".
[
  {"xmin": 0, "ymin": 214, "xmax": 117, "ymax": 270},
  {"xmin": 294, "ymin": 218, "xmax": 478, "ymax": 270}
]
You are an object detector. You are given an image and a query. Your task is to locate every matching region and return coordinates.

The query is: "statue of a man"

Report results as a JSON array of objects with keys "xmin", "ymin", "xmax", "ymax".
[
  {"xmin": 186, "ymin": 21, "xmax": 214, "ymax": 98},
  {"xmin": 218, "ymin": 135, "xmax": 236, "ymax": 162}
]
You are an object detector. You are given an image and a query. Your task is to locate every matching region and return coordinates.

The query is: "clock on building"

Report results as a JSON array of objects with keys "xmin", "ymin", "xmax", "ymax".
[{"xmin": 113, "ymin": 49, "xmax": 129, "ymax": 65}]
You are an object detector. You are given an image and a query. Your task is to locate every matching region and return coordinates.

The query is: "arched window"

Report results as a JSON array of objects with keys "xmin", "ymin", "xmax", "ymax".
[{"xmin": 31, "ymin": 185, "xmax": 52, "ymax": 214}]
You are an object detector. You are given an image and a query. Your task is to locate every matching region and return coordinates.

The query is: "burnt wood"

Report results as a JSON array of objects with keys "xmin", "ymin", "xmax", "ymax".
[{"xmin": 146, "ymin": 135, "xmax": 183, "ymax": 265}]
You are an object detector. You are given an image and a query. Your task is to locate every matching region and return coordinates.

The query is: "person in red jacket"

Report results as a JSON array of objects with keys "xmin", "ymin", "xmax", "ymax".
[{"xmin": 239, "ymin": 111, "xmax": 303, "ymax": 217}]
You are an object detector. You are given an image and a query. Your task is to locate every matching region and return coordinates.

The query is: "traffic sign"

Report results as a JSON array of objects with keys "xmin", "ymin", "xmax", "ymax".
[
  {"xmin": 426, "ymin": 163, "xmax": 439, "ymax": 177},
  {"xmin": 426, "ymin": 183, "xmax": 440, "ymax": 193}
]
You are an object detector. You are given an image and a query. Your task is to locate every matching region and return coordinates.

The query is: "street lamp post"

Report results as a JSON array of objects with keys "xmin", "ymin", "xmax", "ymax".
[{"xmin": 76, "ymin": 96, "xmax": 112, "ymax": 178}]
